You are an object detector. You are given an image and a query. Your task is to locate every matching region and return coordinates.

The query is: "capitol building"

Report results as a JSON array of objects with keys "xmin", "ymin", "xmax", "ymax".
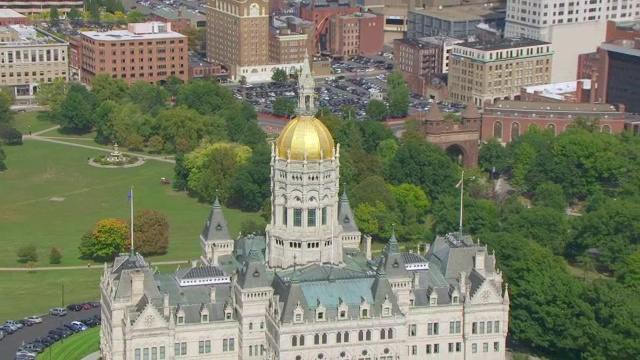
[{"xmin": 99, "ymin": 53, "xmax": 510, "ymax": 360}]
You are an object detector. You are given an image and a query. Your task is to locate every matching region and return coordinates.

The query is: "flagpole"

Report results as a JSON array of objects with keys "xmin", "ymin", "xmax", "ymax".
[
  {"xmin": 459, "ymin": 171, "xmax": 464, "ymax": 237},
  {"xmin": 130, "ymin": 186, "xmax": 134, "ymax": 256}
]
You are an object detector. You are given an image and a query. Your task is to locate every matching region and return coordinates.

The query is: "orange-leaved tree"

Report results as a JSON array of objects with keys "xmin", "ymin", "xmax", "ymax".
[{"xmin": 79, "ymin": 218, "xmax": 129, "ymax": 262}]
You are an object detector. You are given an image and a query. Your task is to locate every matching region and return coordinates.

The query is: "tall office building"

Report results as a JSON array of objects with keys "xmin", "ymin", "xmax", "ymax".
[{"xmin": 206, "ymin": 0, "xmax": 270, "ymax": 81}]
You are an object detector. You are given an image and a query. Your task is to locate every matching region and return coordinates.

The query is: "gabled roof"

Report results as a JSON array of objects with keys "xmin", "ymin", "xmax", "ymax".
[
  {"xmin": 338, "ymin": 188, "xmax": 359, "ymax": 233},
  {"xmin": 424, "ymin": 104, "xmax": 444, "ymax": 122},
  {"xmin": 200, "ymin": 194, "xmax": 231, "ymax": 242},
  {"xmin": 176, "ymin": 266, "xmax": 225, "ymax": 280},
  {"xmin": 461, "ymin": 100, "xmax": 481, "ymax": 119},
  {"xmin": 237, "ymin": 239, "xmax": 270, "ymax": 289},
  {"xmin": 377, "ymin": 227, "xmax": 409, "ymax": 278}
]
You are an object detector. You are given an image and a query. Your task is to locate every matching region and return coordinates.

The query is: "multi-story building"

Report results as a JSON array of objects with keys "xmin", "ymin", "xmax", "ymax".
[
  {"xmin": 0, "ymin": 9, "xmax": 28, "ymax": 27},
  {"xmin": 481, "ymin": 100, "xmax": 627, "ymax": 143},
  {"xmin": 328, "ymin": 12, "xmax": 384, "ymax": 57},
  {"xmin": 188, "ymin": 52, "xmax": 227, "ymax": 80},
  {"xmin": 448, "ymin": 38, "xmax": 553, "ymax": 106},
  {"xmin": 577, "ymin": 52, "xmax": 600, "ymax": 80},
  {"xmin": 0, "ymin": 0, "xmax": 83, "ymax": 14},
  {"xmin": 0, "ymin": 25, "xmax": 68, "ymax": 99},
  {"xmin": 269, "ymin": 16, "xmax": 315, "ymax": 67},
  {"xmin": 206, "ymin": 0, "xmax": 271, "ymax": 81},
  {"xmin": 520, "ymin": 79, "xmax": 596, "ymax": 103},
  {"xmin": 394, "ymin": 38, "xmax": 442, "ymax": 97},
  {"xmin": 73, "ymin": 22, "xmax": 188, "ymax": 86},
  {"xmin": 407, "ymin": 5, "xmax": 506, "ymax": 39},
  {"xmin": 149, "ymin": 7, "xmax": 207, "ymax": 32},
  {"xmin": 298, "ymin": 0, "xmax": 360, "ymax": 53},
  {"xmin": 596, "ymin": 38, "xmax": 640, "ymax": 113},
  {"xmin": 99, "ymin": 54, "xmax": 511, "ymax": 360}
]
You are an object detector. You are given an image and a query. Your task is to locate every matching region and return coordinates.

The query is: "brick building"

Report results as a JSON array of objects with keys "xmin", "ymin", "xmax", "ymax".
[
  {"xmin": 0, "ymin": 0, "xmax": 82, "ymax": 14},
  {"xmin": 520, "ymin": 79, "xmax": 596, "ymax": 104},
  {"xmin": 576, "ymin": 52, "xmax": 600, "ymax": 80},
  {"xmin": 596, "ymin": 39, "xmax": 640, "ymax": 114},
  {"xmin": 0, "ymin": 9, "xmax": 28, "ymax": 27},
  {"xmin": 269, "ymin": 16, "xmax": 315, "ymax": 66},
  {"xmin": 189, "ymin": 53, "xmax": 227, "ymax": 80},
  {"xmin": 73, "ymin": 22, "xmax": 188, "ymax": 86},
  {"xmin": 298, "ymin": 0, "xmax": 360, "ymax": 53},
  {"xmin": 328, "ymin": 12, "xmax": 384, "ymax": 57},
  {"xmin": 394, "ymin": 38, "xmax": 441, "ymax": 97},
  {"xmin": 481, "ymin": 101, "xmax": 627, "ymax": 143}
]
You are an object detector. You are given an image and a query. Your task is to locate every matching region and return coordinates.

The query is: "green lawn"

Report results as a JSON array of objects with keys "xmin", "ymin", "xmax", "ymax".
[
  {"xmin": 13, "ymin": 111, "xmax": 55, "ymax": 134},
  {"xmin": 38, "ymin": 127, "xmax": 98, "ymax": 139},
  {"xmin": 0, "ymin": 140, "xmax": 261, "ymax": 267},
  {"xmin": 36, "ymin": 326, "xmax": 100, "ymax": 360},
  {"xmin": 0, "ymin": 269, "xmax": 101, "ymax": 322}
]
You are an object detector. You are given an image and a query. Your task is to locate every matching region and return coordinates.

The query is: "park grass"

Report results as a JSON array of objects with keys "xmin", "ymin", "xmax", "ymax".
[
  {"xmin": 0, "ymin": 140, "xmax": 262, "ymax": 267},
  {"xmin": 0, "ymin": 269, "xmax": 101, "ymax": 323},
  {"xmin": 36, "ymin": 326, "xmax": 100, "ymax": 360},
  {"xmin": 38, "ymin": 127, "xmax": 98, "ymax": 139},
  {"xmin": 13, "ymin": 111, "xmax": 55, "ymax": 134}
]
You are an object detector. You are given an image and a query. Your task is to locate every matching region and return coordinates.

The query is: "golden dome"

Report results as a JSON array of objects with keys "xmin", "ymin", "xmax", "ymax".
[{"xmin": 276, "ymin": 115, "xmax": 334, "ymax": 161}]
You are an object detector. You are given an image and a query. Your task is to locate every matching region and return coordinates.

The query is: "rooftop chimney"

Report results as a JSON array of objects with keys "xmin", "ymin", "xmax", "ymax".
[
  {"xmin": 576, "ymin": 80, "xmax": 584, "ymax": 103},
  {"xmin": 210, "ymin": 287, "xmax": 217, "ymax": 303},
  {"xmin": 130, "ymin": 271, "xmax": 145, "ymax": 305},
  {"xmin": 163, "ymin": 293, "xmax": 170, "ymax": 317},
  {"xmin": 474, "ymin": 249, "xmax": 485, "ymax": 274}
]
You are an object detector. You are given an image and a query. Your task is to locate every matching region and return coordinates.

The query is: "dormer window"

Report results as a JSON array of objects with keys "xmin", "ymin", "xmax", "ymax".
[
  {"xmin": 317, "ymin": 311, "xmax": 324, "ymax": 320},
  {"xmin": 360, "ymin": 298, "xmax": 371, "ymax": 319},
  {"xmin": 383, "ymin": 307, "xmax": 390, "ymax": 316},
  {"xmin": 295, "ymin": 314, "xmax": 302, "ymax": 322},
  {"xmin": 224, "ymin": 308, "xmax": 232, "ymax": 321},
  {"xmin": 293, "ymin": 301, "xmax": 304, "ymax": 324},
  {"xmin": 316, "ymin": 300, "xmax": 327, "ymax": 322},
  {"xmin": 340, "ymin": 310, "xmax": 346, "ymax": 318},
  {"xmin": 361, "ymin": 309, "xmax": 368, "ymax": 318},
  {"xmin": 215, "ymin": 223, "xmax": 222, "ymax": 231},
  {"xmin": 178, "ymin": 316, "xmax": 184, "ymax": 324},
  {"xmin": 430, "ymin": 296, "xmax": 437, "ymax": 306},
  {"xmin": 202, "ymin": 314, "xmax": 208, "ymax": 322},
  {"xmin": 453, "ymin": 296, "xmax": 459, "ymax": 304}
]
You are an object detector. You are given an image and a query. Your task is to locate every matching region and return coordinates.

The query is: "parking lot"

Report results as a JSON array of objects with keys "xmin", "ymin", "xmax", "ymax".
[{"xmin": 0, "ymin": 306, "xmax": 100, "ymax": 360}]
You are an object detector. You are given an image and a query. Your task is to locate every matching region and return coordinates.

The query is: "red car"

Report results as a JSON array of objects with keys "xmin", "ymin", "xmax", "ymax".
[{"xmin": 81, "ymin": 303, "xmax": 92, "ymax": 310}]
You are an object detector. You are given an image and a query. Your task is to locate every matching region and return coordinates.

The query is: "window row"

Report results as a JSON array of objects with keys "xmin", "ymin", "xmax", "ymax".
[
  {"xmin": 292, "ymin": 329, "xmax": 394, "ymax": 347},
  {"xmin": 134, "ymin": 346, "xmax": 166, "ymax": 360},
  {"xmin": 172, "ymin": 338, "xmax": 235, "ymax": 356},
  {"xmin": 472, "ymin": 342, "xmax": 501, "ymax": 353},
  {"xmin": 283, "ymin": 207, "xmax": 328, "ymax": 227},
  {"xmin": 408, "ymin": 322, "xmax": 439, "ymax": 336},
  {"xmin": 471, "ymin": 320, "xmax": 500, "ymax": 335}
]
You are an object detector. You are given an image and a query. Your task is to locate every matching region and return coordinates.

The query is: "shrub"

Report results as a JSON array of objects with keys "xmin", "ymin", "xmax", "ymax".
[
  {"xmin": 0, "ymin": 125, "xmax": 23, "ymax": 145},
  {"xmin": 17, "ymin": 244, "xmax": 38, "ymax": 263},
  {"xmin": 49, "ymin": 247, "xmax": 63, "ymax": 264}
]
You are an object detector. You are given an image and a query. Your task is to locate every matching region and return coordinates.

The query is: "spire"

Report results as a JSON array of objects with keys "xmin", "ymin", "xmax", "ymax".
[
  {"xmin": 376, "ymin": 224, "xmax": 407, "ymax": 278},
  {"xmin": 385, "ymin": 224, "xmax": 400, "ymax": 255},
  {"xmin": 340, "ymin": 182, "xmax": 348, "ymax": 202},
  {"xmin": 338, "ymin": 183, "xmax": 359, "ymax": 233},
  {"xmin": 424, "ymin": 103, "xmax": 444, "ymax": 122},
  {"xmin": 503, "ymin": 283, "xmax": 510, "ymax": 305},
  {"xmin": 200, "ymin": 191, "xmax": 231, "ymax": 243},
  {"xmin": 297, "ymin": 50, "xmax": 316, "ymax": 116}
]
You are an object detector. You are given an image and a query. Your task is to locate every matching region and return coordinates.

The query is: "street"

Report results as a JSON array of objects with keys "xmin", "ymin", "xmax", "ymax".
[{"xmin": 0, "ymin": 307, "xmax": 100, "ymax": 360}]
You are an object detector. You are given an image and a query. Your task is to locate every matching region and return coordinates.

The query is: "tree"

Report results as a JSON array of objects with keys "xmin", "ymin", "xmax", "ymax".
[
  {"xmin": 0, "ymin": 144, "xmax": 6, "ymax": 171},
  {"xmin": 49, "ymin": 247, "xmax": 62, "ymax": 264},
  {"xmin": 164, "ymin": 75, "xmax": 184, "ymax": 98},
  {"xmin": 126, "ymin": 9, "xmax": 146, "ymax": 23},
  {"xmin": 17, "ymin": 244, "xmax": 38, "ymax": 263},
  {"xmin": 358, "ymin": 120, "xmax": 395, "ymax": 153},
  {"xmin": 386, "ymin": 71, "xmax": 409, "ymax": 117},
  {"xmin": 91, "ymin": 74, "xmax": 129, "ymax": 103},
  {"xmin": 271, "ymin": 68, "xmax": 288, "ymax": 83},
  {"xmin": 354, "ymin": 201, "xmax": 401, "ymax": 241},
  {"xmin": 238, "ymin": 76, "xmax": 247, "ymax": 88},
  {"xmin": 79, "ymin": 218, "xmax": 129, "ymax": 261},
  {"xmin": 128, "ymin": 81, "xmax": 167, "ymax": 116},
  {"xmin": 0, "ymin": 89, "xmax": 14, "ymax": 127},
  {"xmin": 389, "ymin": 183, "xmax": 430, "ymax": 224},
  {"xmin": 173, "ymin": 154, "xmax": 190, "ymax": 191},
  {"xmin": 350, "ymin": 176, "xmax": 396, "ymax": 209},
  {"xmin": 576, "ymin": 250, "xmax": 596, "ymax": 284},
  {"xmin": 156, "ymin": 106, "xmax": 209, "ymax": 153},
  {"xmin": 105, "ymin": 0, "xmax": 124, "ymax": 13},
  {"xmin": 35, "ymin": 78, "xmax": 69, "ymax": 114},
  {"xmin": 69, "ymin": 7, "xmax": 82, "ymax": 26},
  {"xmin": 176, "ymin": 79, "xmax": 235, "ymax": 115},
  {"xmin": 227, "ymin": 145, "xmax": 271, "ymax": 211},
  {"xmin": 148, "ymin": 135, "xmax": 165, "ymax": 154},
  {"xmin": 272, "ymin": 97, "xmax": 296, "ymax": 117},
  {"xmin": 533, "ymin": 182, "xmax": 566, "ymax": 211},
  {"xmin": 365, "ymin": 99, "xmax": 389, "ymax": 122},
  {"xmin": 133, "ymin": 209, "xmax": 169, "ymax": 255},
  {"xmin": 54, "ymin": 83, "xmax": 96, "ymax": 133},
  {"xmin": 125, "ymin": 133, "xmax": 144, "ymax": 151},
  {"xmin": 49, "ymin": 6, "xmax": 60, "ymax": 26},
  {"xmin": 240, "ymin": 218, "xmax": 267, "ymax": 236},
  {"xmin": 0, "ymin": 125, "xmax": 23, "ymax": 145},
  {"xmin": 478, "ymin": 138, "xmax": 509, "ymax": 174}
]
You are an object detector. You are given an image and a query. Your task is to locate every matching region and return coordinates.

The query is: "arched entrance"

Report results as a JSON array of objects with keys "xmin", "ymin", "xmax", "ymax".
[{"xmin": 446, "ymin": 144, "xmax": 466, "ymax": 166}]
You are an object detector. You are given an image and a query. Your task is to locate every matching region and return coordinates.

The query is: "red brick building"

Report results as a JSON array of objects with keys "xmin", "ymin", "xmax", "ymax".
[
  {"xmin": 328, "ymin": 12, "xmax": 383, "ymax": 57},
  {"xmin": 0, "ymin": 9, "xmax": 28, "ymax": 27},
  {"xmin": 576, "ymin": 52, "xmax": 600, "ymax": 80},
  {"xmin": 188, "ymin": 53, "xmax": 226, "ymax": 80},
  {"xmin": 298, "ymin": 0, "xmax": 360, "ymax": 53},
  {"xmin": 481, "ymin": 100, "xmax": 627, "ymax": 143},
  {"xmin": 74, "ymin": 22, "xmax": 188, "ymax": 86},
  {"xmin": 393, "ymin": 38, "xmax": 442, "ymax": 97}
]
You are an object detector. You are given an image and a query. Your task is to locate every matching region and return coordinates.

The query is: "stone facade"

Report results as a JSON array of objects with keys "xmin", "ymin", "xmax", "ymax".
[{"xmin": 99, "ymin": 54, "xmax": 510, "ymax": 360}]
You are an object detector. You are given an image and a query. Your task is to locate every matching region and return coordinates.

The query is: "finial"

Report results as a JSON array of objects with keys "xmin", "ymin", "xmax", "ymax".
[
  {"xmin": 341, "ymin": 182, "xmax": 348, "ymax": 201},
  {"xmin": 213, "ymin": 188, "xmax": 221, "ymax": 208},
  {"xmin": 389, "ymin": 224, "xmax": 397, "ymax": 244}
]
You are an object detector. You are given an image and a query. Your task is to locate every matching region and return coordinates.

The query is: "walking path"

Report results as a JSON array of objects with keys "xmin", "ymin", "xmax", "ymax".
[
  {"xmin": 0, "ymin": 260, "xmax": 189, "ymax": 271},
  {"xmin": 24, "ymin": 135, "xmax": 176, "ymax": 164}
]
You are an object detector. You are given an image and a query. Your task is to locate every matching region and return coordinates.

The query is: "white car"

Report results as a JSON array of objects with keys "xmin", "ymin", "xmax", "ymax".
[
  {"xmin": 70, "ymin": 321, "xmax": 88, "ymax": 331},
  {"xmin": 24, "ymin": 316, "xmax": 42, "ymax": 324}
]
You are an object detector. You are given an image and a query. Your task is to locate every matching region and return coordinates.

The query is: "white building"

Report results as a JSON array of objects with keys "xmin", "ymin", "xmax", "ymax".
[{"xmin": 99, "ymin": 53, "xmax": 510, "ymax": 360}]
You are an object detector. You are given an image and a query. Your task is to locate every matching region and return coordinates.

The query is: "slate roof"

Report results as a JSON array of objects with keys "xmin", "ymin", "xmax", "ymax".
[
  {"xmin": 200, "ymin": 194, "xmax": 232, "ymax": 242},
  {"xmin": 377, "ymin": 227, "xmax": 409, "ymax": 278},
  {"xmin": 237, "ymin": 238, "xmax": 271, "ymax": 289},
  {"xmin": 338, "ymin": 188, "xmax": 359, "ymax": 233},
  {"xmin": 176, "ymin": 266, "xmax": 225, "ymax": 280},
  {"xmin": 401, "ymin": 252, "xmax": 427, "ymax": 265}
]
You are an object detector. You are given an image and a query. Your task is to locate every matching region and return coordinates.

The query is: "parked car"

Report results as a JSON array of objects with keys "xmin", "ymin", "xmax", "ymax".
[
  {"xmin": 48, "ymin": 329, "xmax": 68, "ymax": 339},
  {"xmin": 33, "ymin": 337, "xmax": 53, "ymax": 347},
  {"xmin": 66, "ymin": 304, "xmax": 83, "ymax": 312},
  {"xmin": 63, "ymin": 324, "xmax": 80, "ymax": 333},
  {"xmin": 2, "ymin": 325, "xmax": 17, "ymax": 334},
  {"xmin": 49, "ymin": 308, "xmax": 67, "ymax": 316},
  {"xmin": 24, "ymin": 316, "xmax": 43, "ymax": 324},
  {"xmin": 5, "ymin": 320, "xmax": 24, "ymax": 329},
  {"xmin": 20, "ymin": 343, "xmax": 45, "ymax": 353},
  {"xmin": 0, "ymin": 330, "xmax": 5, "ymax": 340},
  {"xmin": 18, "ymin": 319, "xmax": 34, "ymax": 327},
  {"xmin": 81, "ymin": 318, "xmax": 98, "ymax": 327},
  {"xmin": 88, "ymin": 301, "xmax": 100, "ymax": 308},
  {"xmin": 14, "ymin": 351, "xmax": 36, "ymax": 360},
  {"xmin": 46, "ymin": 333, "xmax": 61, "ymax": 342},
  {"xmin": 71, "ymin": 321, "xmax": 88, "ymax": 331},
  {"xmin": 81, "ymin": 303, "xmax": 92, "ymax": 310}
]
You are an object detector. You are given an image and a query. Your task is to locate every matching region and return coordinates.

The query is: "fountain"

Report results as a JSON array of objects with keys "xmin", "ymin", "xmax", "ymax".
[{"xmin": 106, "ymin": 143, "xmax": 129, "ymax": 164}]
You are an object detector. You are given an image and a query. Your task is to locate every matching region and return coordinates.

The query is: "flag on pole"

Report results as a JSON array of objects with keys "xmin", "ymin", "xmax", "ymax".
[
  {"xmin": 456, "ymin": 178, "xmax": 463, "ymax": 188},
  {"xmin": 127, "ymin": 189, "xmax": 133, "ymax": 203}
]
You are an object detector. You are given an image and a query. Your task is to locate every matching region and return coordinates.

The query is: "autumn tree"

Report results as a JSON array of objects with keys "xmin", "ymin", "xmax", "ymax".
[
  {"xmin": 49, "ymin": 247, "xmax": 63, "ymax": 264},
  {"xmin": 133, "ymin": 209, "xmax": 170, "ymax": 255},
  {"xmin": 148, "ymin": 135, "xmax": 165, "ymax": 153},
  {"xmin": 17, "ymin": 244, "xmax": 38, "ymax": 263},
  {"xmin": 125, "ymin": 133, "xmax": 144, "ymax": 151},
  {"xmin": 79, "ymin": 218, "xmax": 129, "ymax": 261}
]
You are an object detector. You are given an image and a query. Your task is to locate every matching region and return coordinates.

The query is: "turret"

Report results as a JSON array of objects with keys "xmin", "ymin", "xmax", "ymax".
[{"xmin": 200, "ymin": 191, "xmax": 234, "ymax": 265}]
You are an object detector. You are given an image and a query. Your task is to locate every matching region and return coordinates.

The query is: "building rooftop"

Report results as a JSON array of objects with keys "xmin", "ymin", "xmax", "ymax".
[
  {"xmin": 523, "ymin": 80, "xmax": 591, "ymax": 101},
  {"xmin": 601, "ymin": 41, "xmax": 640, "ymax": 56},
  {"xmin": 410, "ymin": 4, "xmax": 506, "ymax": 21},
  {"xmin": 457, "ymin": 37, "xmax": 550, "ymax": 51},
  {"xmin": 273, "ymin": 15, "xmax": 314, "ymax": 27},
  {"xmin": 300, "ymin": 0, "xmax": 355, "ymax": 9},
  {"xmin": 0, "ymin": 27, "xmax": 67, "ymax": 45},
  {"xmin": 152, "ymin": 7, "xmax": 205, "ymax": 21},
  {"xmin": 336, "ymin": 11, "xmax": 379, "ymax": 19},
  {"xmin": 0, "ymin": 9, "xmax": 27, "ymax": 18},
  {"xmin": 485, "ymin": 100, "xmax": 622, "ymax": 115},
  {"xmin": 81, "ymin": 22, "xmax": 186, "ymax": 41}
]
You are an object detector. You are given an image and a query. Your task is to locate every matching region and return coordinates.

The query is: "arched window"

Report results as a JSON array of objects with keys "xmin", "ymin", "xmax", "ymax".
[
  {"xmin": 511, "ymin": 122, "xmax": 520, "ymax": 140},
  {"xmin": 380, "ymin": 329, "xmax": 386, "ymax": 340},
  {"xmin": 292, "ymin": 336, "xmax": 298, "ymax": 347},
  {"xmin": 358, "ymin": 330, "xmax": 364, "ymax": 341},
  {"xmin": 260, "ymin": 321, "xmax": 264, "ymax": 329},
  {"xmin": 322, "ymin": 333, "xmax": 328, "ymax": 344},
  {"xmin": 493, "ymin": 121, "xmax": 503, "ymax": 139},
  {"xmin": 602, "ymin": 124, "xmax": 612, "ymax": 133},
  {"xmin": 314, "ymin": 334, "xmax": 320, "ymax": 345},
  {"xmin": 336, "ymin": 332, "xmax": 342, "ymax": 343},
  {"xmin": 300, "ymin": 335, "xmax": 305, "ymax": 346},
  {"xmin": 546, "ymin": 123, "xmax": 556, "ymax": 135},
  {"xmin": 366, "ymin": 330, "xmax": 372, "ymax": 341},
  {"xmin": 249, "ymin": 322, "xmax": 253, "ymax": 330},
  {"xmin": 344, "ymin": 331, "xmax": 350, "ymax": 342},
  {"xmin": 387, "ymin": 328, "xmax": 394, "ymax": 339}
]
